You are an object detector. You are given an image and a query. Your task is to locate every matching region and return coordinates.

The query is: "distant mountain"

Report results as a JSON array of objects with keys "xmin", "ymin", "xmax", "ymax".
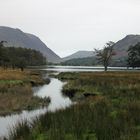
[
  {"xmin": 62, "ymin": 51, "xmax": 95, "ymax": 61},
  {"xmin": 0, "ymin": 26, "xmax": 61, "ymax": 63},
  {"xmin": 113, "ymin": 34, "xmax": 140, "ymax": 58},
  {"xmin": 61, "ymin": 57, "xmax": 97, "ymax": 66},
  {"xmin": 62, "ymin": 35, "xmax": 140, "ymax": 66}
]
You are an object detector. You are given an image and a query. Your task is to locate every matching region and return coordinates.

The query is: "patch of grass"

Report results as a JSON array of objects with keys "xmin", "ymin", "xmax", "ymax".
[
  {"xmin": 0, "ymin": 80, "xmax": 23, "ymax": 85},
  {"xmin": 57, "ymin": 72, "xmax": 79, "ymax": 80},
  {"xmin": 60, "ymin": 72, "xmax": 140, "ymax": 101},
  {"xmin": 6, "ymin": 71, "xmax": 140, "ymax": 140},
  {"xmin": 7, "ymin": 99, "xmax": 140, "ymax": 140},
  {"xmin": 0, "ymin": 69, "xmax": 50, "ymax": 115}
]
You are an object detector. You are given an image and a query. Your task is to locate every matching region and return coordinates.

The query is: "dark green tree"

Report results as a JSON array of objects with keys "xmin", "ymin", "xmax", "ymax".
[
  {"xmin": 15, "ymin": 57, "xmax": 27, "ymax": 71},
  {"xmin": 0, "ymin": 41, "xmax": 8, "ymax": 68},
  {"xmin": 0, "ymin": 41, "xmax": 47, "ymax": 70},
  {"xmin": 95, "ymin": 41, "xmax": 115, "ymax": 71},
  {"xmin": 127, "ymin": 43, "xmax": 140, "ymax": 68}
]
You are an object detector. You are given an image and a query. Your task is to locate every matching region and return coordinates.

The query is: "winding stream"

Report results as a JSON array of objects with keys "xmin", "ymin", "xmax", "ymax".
[
  {"xmin": 0, "ymin": 78, "xmax": 72, "ymax": 139},
  {"xmin": 33, "ymin": 78, "xmax": 72, "ymax": 112},
  {"xmin": 0, "ymin": 66, "xmax": 131, "ymax": 139}
]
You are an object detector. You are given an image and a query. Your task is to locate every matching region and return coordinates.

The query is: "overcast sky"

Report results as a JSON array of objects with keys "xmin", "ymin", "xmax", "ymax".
[{"xmin": 0, "ymin": 0, "xmax": 140, "ymax": 57}]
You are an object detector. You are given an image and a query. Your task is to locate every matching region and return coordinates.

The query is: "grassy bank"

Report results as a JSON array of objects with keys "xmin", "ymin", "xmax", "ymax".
[
  {"xmin": 7, "ymin": 72, "xmax": 140, "ymax": 140},
  {"xmin": 0, "ymin": 69, "xmax": 50, "ymax": 115},
  {"xmin": 58, "ymin": 72, "xmax": 140, "ymax": 101}
]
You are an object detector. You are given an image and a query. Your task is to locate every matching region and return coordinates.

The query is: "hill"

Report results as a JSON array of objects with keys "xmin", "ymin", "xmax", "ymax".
[
  {"xmin": 62, "ymin": 35, "xmax": 140, "ymax": 66},
  {"xmin": 61, "ymin": 57, "xmax": 97, "ymax": 66},
  {"xmin": 0, "ymin": 26, "xmax": 61, "ymax": 63},
  {"xmin": 62, "ymin": 51, "xmax": 95, "ymax": 61},
  {"xmin": 113, "ymin": 34, "xmax": 140, "ymax": 58}
]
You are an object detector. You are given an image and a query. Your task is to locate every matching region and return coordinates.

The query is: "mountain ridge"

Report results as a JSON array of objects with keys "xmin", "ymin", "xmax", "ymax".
[
  {"xmin": 113, "ymin": 34, "xmax": 140, "ymax": 58},
  {"xmin": 62, "ymin": 50, "xmax": 95, "ymax": 61},
  {"xmin": 62, "ymin": 34, "xmax": 140, "ymax": 66},
  {"xmin": 0, "ymin": 26, "xmax": 61, "ymax": 63}
]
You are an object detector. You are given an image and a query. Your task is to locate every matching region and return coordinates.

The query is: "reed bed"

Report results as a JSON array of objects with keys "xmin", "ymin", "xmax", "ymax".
[
  {"xmin": 6, "ymin": 71, "xmax": 140, "ymax": 140},
  {"xmin": 0, "ymin": 69, "xmax": 49, "ymax": 115}
]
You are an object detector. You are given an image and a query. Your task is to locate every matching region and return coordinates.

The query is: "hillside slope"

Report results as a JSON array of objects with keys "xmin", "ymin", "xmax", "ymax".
[
  {"xmin": 62, "ymin": 35, "xmax": 140, "ymax": 66},
  {"xmin": 0, "ymin": 26, "xmax": 61, "ymax": 63},
  {"xmin": 113, "ymin": 35, "xmax": 140, "ymax": 58},
  {"xmin": 62, "ymin": 51, "xmax": 95, "ymax": 61}
]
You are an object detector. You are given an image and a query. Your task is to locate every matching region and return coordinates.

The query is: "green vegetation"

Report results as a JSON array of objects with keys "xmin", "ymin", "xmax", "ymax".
[
  {"xmin": 8, "ymin": 104, "xmax": 98, "ymax": 140},
  {"xmin": 0, "ymin": 41, "xmax": 47, "ymax": 71},
  {"xmin": 7, "ymin": 72, "xmax": 140, "ymax": 140},
  {"xmin": 60, "ymin": 57, "xmax": 127, "ymax": 67},
  {"xmin": 128, "ymin": 42, "xmax": 140, "ymax": 68},
  {"xmin": 0, "ymin": 69, "xmax": 50, "ymax": 115},
  {"xmin": 60, "ymin": 57, "xmax": 97, "ymax": 66}
]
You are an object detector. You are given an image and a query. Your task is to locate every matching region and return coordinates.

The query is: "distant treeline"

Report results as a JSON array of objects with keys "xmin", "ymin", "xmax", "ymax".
[
  {"xmin": 0, "ymin": 42, "xmax": 47, "ymax": 70},
  {"xmin": 60, "ymin": 57, "xmax": 97, "ymax": 66},
  {"xmin": 60, "ymin": 57, "xmax": 127, "ymax": 67}
]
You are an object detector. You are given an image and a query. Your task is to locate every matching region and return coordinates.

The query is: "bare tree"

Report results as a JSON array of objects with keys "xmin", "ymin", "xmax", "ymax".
[
  {"xmin": 95, "ymin": 41, "xmax": 115, "ymax": 71},
  {"xmin": 0, "ymin": 41, "xmax": 7, "ymax": 47}
]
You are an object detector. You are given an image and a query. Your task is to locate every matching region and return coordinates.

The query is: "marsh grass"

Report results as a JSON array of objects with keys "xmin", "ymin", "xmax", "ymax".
[
  {"xmin": 7, "ymin": 103, "xmax": 96, "ymax": 140},
  {"xmin": 7, "ymin": 98, "xmax": 140, "ymax": 140},
  {"xmin": 0, "ymin": 69, "xmax": 50, "ymax": 115},
  {"xmin": 61, "ymin": 72, "xmax": 140, "ymax": 100},
  {"xmin": 6, "ymin": 72, "xmax": 140, "ymax": 140}
]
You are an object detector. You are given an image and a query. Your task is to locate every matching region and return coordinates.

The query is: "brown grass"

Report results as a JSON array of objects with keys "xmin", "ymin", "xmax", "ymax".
[
  {"xmin": 0, "ymin": 68, "xmax": 28, "ymax": 80},
  {"xmin": 0, "ymin": 68, "xmax": 49, "ymax": 115},
  {"xmin": 7, "ymin": 71, "xmax": 140, "ymax": 140}
]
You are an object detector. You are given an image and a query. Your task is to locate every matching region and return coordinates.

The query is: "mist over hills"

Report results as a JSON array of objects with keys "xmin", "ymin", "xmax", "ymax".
[{"xmin": 0, "ymin": 26, "xmax": 61, "ymax": 63}]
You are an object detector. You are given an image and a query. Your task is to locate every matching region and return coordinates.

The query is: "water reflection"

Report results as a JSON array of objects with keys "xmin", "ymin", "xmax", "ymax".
[
  {"xmin": 0, "ymin": 78, "xmax": 72, "ymax": 138},
  {"xmin": 44, "ymin": 65, "xmax": 129, "ymax": 72},
  {"xmin": 0, "ymin": 108, "xmax": 47, "ymax": 138},
  {"xmin": 34, "ymin": 78, "xmax": 72, "ymax": 112}
]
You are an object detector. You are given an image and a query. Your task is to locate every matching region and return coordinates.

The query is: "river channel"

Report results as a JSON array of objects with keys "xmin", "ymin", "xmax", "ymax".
[
  {"xmin": 0, "ymin": 77, "xmax": 72, "ymax": 139},
  {"xmin": 0, "ymin": 65, "xmax": 136, "ymax": 139}
]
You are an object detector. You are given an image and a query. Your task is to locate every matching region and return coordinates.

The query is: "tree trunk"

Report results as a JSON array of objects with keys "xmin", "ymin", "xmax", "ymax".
[
  {"xmin": 21, "ymin": 67, "xmax": 24, "ymax": 71},
  {"xmin": 12, "ymin": 64, "xmax": 15, "ymax": 70},
  {"xmin": 104, "ymin": 65, "xmax": 108, "ymax": 71}
]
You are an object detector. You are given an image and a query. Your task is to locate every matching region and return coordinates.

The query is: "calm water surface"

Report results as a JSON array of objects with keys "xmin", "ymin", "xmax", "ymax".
[
  {"xmin": 45, "ymin": 65, "xmax": 130, "ymax": 72},
  {"xmin": 0, "ymin": 78, "xmax": 72, "ymax": 138},
  {"xmin": 0, "ymin": 66, "xmax": 137, "ymax": 138},
  {"xmin": 33, "ymin": 78, "xmax": 72, "ymax": 112}
]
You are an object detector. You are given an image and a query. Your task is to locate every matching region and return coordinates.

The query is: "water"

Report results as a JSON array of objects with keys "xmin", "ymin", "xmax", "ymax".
[
  {"xmin": 0, "ymin": 65, "xmax": 136, "ymax": 138},
  {"xmin": 44, "ymin": 65, "xmax": 130, "ymax": 72},
  {"xmin": 0, "ymin": 108, "xmax": 47, "ymax": 138},
  {"xmin": 0, "ymin": 78, "xmax": 72, "ymax": 138},
  {"xmin": 33, "ymin": 78, "xmax": 72, "ymax": 112}
]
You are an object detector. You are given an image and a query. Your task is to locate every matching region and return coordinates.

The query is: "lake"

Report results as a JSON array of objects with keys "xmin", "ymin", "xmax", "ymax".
[{"xmin": 44, "ymin": 65, "xmax": 131, "ymax": 72}]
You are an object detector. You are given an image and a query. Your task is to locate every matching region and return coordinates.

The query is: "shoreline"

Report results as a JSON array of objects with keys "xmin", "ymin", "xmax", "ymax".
[
  {"xmin": 1, "ymin": 70, "xmax": 140, "ymax": 140},
  {"xmin": 0, "ymin": 69, "xmax": 50, "ymax": 116}
]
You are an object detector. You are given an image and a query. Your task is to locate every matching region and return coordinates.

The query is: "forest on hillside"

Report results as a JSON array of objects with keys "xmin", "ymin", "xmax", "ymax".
[{"xmin": 0, "ymin": 42, "xmax": 47, "ymax": 70}]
